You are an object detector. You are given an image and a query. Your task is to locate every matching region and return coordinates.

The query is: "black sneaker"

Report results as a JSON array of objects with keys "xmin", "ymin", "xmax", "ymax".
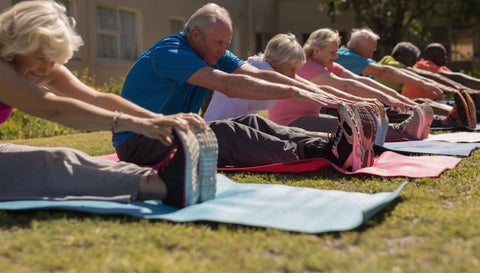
[
  {"xmin": 157, "ymin": 127, "xmax": 199, "ymax": 208},
  {"xmin": 191, "ymin": 126, "xmax": 218, "ymax": 203},
  {"xmin": 352, "ymin": 103, "xmax": 376, "ymax": 168},
  {"xmin": 329, "ymin": 103, "xmax": 362, "ymax": 171}
]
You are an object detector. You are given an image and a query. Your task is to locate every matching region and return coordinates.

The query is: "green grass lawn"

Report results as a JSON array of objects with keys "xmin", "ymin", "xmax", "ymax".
[{"xmin": 2, "ymin": 131, "xmax": 480, "ymax": 272}]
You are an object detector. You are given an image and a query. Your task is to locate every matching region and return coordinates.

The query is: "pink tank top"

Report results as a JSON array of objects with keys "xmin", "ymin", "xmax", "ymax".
[{"xmin": 0, "ymin": 104, "xmax": 13, "ymax": 125}]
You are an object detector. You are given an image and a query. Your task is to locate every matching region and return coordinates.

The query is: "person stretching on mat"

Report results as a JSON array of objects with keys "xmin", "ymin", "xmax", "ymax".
[
  {"xmin": 0, "ymin": 0, "xmax": 212, "ymax": 208},
  {"xmin": 113, "ymin": 3, "xmax": 376, "ymax": 171},
  {"xmin": 267, "ymin": 28, "xmax": 435, "ymax": 144}
]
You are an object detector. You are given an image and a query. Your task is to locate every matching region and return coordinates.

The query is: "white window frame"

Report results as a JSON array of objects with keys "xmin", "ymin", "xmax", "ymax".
[{"xmin": 96, "ymin": 4, "xmax": 142, "ymax": 62}]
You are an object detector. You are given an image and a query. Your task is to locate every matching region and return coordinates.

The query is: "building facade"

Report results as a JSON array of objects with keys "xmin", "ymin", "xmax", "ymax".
[{"xmin": 2, "ymin": 0, "xmax": 478, "ymax": 84}]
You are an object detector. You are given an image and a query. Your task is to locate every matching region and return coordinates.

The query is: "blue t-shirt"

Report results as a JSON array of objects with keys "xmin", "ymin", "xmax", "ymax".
[
  {"xmin": 112, "ymin": 32, "xmax": 245, "ymax": 148},
  {"xmin": 334, "ymin": 47, "xmax": 376, "ymax": 76}
]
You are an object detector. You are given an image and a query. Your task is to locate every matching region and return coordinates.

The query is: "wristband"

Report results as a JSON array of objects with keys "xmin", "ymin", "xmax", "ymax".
[{"xmin": 111, "ymin": 111, "xmax": 123, "ymax": 132}]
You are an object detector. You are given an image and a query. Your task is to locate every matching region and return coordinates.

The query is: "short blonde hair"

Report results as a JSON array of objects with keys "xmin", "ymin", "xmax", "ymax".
[
  {"xmin": 0, "ymin": 0, "xmax": 83, "ymax": 64},
  {"xmin": 262, "ymin": 33, "xmax": 305, "ymax": 66},
  {"xmin": 303, "ymin": 28, "xmax": 341, "ymax": 58},
  {"xmin": 346, "ymin": 28, "xmax": 379, "ymax": 50}
]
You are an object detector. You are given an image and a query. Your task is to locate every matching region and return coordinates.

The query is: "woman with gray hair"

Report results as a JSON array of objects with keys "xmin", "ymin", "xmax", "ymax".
[
  {"xmin": 0, "ymin": 0, "xmax": 211, "ymax": 208},
  {"xmin": 269, "ymin": 28, "xmax": 434, "ymax": 144}
]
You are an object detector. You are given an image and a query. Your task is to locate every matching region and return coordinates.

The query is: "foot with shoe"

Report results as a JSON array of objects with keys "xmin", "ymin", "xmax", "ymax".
[
  {"xmin": 151, "ymin": 126, "xmax": 218, "ymax": 208},
  {"xmin": 386, "ymin": 103, "xmax": 434, "ymax": 141},
  {"xmin": 328, "ymin": 103, "xmax": 375, "ymax": 171},
  {"xmin": 443, "ymin": 90, "xmax": 477, "ymax": 129}
]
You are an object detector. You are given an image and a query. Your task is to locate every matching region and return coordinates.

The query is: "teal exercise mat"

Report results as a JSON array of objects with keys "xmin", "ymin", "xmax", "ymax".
[{"xmin": 0, "ymin": 174, "xmax": 407, "ymax": 233}]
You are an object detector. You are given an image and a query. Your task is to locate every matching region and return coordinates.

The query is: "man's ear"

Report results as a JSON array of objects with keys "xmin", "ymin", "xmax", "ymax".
[{"xmin": 191, "ymin": 27, "xmax": 201, "ymax": 40}]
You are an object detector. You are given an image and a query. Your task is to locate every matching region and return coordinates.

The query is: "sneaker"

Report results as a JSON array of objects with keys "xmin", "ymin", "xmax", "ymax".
[
  {"xmin": 352, "ymin": 103, "xmax": 376, "ymax": 168},
  {"xmin": 419, "ymin": 103, "xmax": 434, "ymax": 139},
  {"xmin": 157, "ymin": 127, "xmax": 200, "ymax": 208},
  {"xmin": 443, "ymin": 91, "xmax": 475, "ymax": 129},
  {"xmin": 460, "ymin": 90, "xmax": 477, "ymax": 127},
  {"xmin": 389, "ymin": 105, "xmax": 425, "ymax": 140},
  {"xmin": 329, "ymin": 103, "xmax": 362, "ymax": 171},
  {"xmin": 466, "ymin": 91, "xmax": 480, "ymax": 122},
  {"xmin": 368, "ymin": 106, "xmax": 387, "ymax": 146},
  {"xmin": 191, "ymin": 126, "xmax": 218, "ymax": 203}
]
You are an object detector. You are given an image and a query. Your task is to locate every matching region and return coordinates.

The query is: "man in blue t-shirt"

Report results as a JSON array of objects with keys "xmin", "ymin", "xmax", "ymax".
[
  {"xmin": 113, "ymin": 3, "xmax": 375, "ymax": 171},
  {"xmin": 335, "ymin": 28, "xmax": 446, "ymax": 99}
]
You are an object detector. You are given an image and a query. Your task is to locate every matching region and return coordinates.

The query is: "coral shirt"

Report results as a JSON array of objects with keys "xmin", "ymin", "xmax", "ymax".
[{"xmin": 402, "ymin": 59, "xmax": 451, "ymax": 100}]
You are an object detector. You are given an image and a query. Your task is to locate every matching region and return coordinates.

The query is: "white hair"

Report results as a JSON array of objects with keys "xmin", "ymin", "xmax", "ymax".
[
  {"xmin": 262, "ymin": 33, "xmax": 305, "ymax": 65},
  {"xmin": 346, "ymin": 28, "xmax": 379, "ymax": 50},
  {"xmin": 183, "ymin": 3, "xmax": 232, "ymax": 39},
  {"xmin": 0, "ymin": 0, "xmax": 83, "ymax": 64}
]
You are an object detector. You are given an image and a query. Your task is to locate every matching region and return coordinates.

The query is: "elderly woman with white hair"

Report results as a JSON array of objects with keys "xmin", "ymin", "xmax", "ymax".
[{"xmin": 0, "ymin": 0, "xmax": 211, "ymax": 208}]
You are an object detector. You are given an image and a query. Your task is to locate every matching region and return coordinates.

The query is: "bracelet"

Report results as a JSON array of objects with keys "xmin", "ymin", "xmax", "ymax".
[{"xmin": 111, "ymin": 111, "xmax": 123, "ymax": 132}]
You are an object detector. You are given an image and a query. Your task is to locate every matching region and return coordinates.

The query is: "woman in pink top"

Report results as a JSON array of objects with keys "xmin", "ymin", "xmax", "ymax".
[{"xmin": 270, "ymin": 28, "xmax": 435, "ymax": 143}]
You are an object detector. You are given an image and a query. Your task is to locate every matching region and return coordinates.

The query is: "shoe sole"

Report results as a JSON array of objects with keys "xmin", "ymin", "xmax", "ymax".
[
  {"xmin": 419, "ymin": 104, "xmax": 434, "ymax": 139},
  {"xmin": 453, "ymin": 91, "xmax": 472, "ymax": 128},
  {"xmin": 191, "ymin": 126, "xmax": 218, "ymax": 203},
  {"xmin": 460, "ymin": 90, "xmax": 477, "ymax": 128},
  {"xmin": 337, "ymin": 104, "xmax": 362, "ymax": 171},
  {"xmin": 172, "ymin": 127, "xmax": 200, "ymax": 207},
  {"xmin": 352, "ymin": 104, "xmax": 376, "ymax": 168},
  {"xmin": 467, "ymin": 91, "xmax": 480, "ymax": 122}
]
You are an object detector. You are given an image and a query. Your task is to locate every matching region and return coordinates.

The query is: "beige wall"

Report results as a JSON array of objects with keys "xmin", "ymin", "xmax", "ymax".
[{"xmin": 0, "ymin": 0, "xmax": 478, "ymax": 85}]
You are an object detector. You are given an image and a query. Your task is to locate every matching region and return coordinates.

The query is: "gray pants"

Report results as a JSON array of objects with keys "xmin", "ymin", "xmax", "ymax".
[
  {"xmin": 117, "ymin": 114, "xmax": 334, "ymax": 168},
  {"xmin": 0, "ymin": 144, "xmax": 153, "ymax": 201}
]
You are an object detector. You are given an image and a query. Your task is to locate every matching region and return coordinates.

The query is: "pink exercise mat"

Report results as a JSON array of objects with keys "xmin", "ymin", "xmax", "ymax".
[{"xmin": 98, "ymin": 151, "xmax": 461, "ymax": 178}]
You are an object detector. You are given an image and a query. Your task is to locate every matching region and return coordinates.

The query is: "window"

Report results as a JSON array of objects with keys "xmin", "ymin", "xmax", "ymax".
[
  {"xmin": 96, "ymin": 5, "xmax": 141, "ymax": 61},
  {"xmin": 255, "ymin": 33, "xmax": 274, "ymax": 54}
]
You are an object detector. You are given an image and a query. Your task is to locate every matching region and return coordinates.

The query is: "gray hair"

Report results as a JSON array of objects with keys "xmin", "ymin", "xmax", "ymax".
[
  {"xmin": 303, "ymin": 28, "xmax": 341, "ymax": 58},
  {"xmin": 0, "ymin": 0, "xmax": 83, "ymax": 64},
  {"xmin": 262, "ymin": 33, "xmax": 305, "ymax": 65},
  {"xmin": 346, "ymin": 28, "xmax": 379, "ymax": 49},
  {"xmin": 391, "ymin": 42, "xmax": 421, "ymax": 58},
  {"xmin": 183, "ymin": 3, "xmax": 232, "ymax": 39}
]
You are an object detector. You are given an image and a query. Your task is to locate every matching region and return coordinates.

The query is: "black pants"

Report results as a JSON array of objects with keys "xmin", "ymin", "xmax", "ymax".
[{"xmin": 117, "ymin": 114, "xmax": 334, "ymax": 168}]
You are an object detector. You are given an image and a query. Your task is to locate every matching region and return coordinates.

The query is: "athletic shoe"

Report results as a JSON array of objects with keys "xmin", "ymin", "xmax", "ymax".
[
  {"xmin": 466, "ymin": 90, "xmax": 480, "ymax": 122},
  {"xmin": 389, "ymin": 105, "xmax": 424, "ymax": 140},
  {"xmin": 368, "ymin": 106, "xmax": 388, "ymax": 146},
  {"xmin": 443, "ymin": 91, "xmax": 475, "ymax": 129},
  {"xmin": 157, "ymin": 127, "xmax": 200, "ymax": 208},
  {"xmin": 352, "ymin": 103, "xmax": 376, "ymax": 168},
  {"xmin": 329, "ymin": 103, "xmax": 362, "ymax": 171},
  {"xmin": 191, "ymin": 126, "xmax": 218, "ymax": 203},
  {"xmin": 419, "ymin": 103, "xmax": 434, "ymax": 139},
  {"xmin": 460, "ymin": 90, "xmax": 477, "ymax": 127}
]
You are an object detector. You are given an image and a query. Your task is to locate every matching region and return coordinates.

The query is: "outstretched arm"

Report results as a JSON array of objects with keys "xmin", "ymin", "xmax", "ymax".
[
  {"xmin": 0, "ymin": 61, "xmax": 206, "ymax": 145},
  {"xmin": 362, "ymin": 63, "xmax": 444, "ymax": 99},
  {"xmin": 440, "ymin": 70, "xmax": 480, "ymax": 90},
  {"xmin": 186, "ymin": 63, "xmax": 343, "ymax": 108}
]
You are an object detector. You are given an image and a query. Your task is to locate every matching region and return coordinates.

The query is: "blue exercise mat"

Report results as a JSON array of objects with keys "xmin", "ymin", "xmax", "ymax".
[
  {"xmin": 430, "ymin": 124, "xmax": 480, "ymax": 131},
  {"xmin": 0, "ymin": 174, "xmax": 407, "ymax": 233},
  {"xmin": 381, "ymin": 141, "xmax": 480, "ymax": 157}
]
